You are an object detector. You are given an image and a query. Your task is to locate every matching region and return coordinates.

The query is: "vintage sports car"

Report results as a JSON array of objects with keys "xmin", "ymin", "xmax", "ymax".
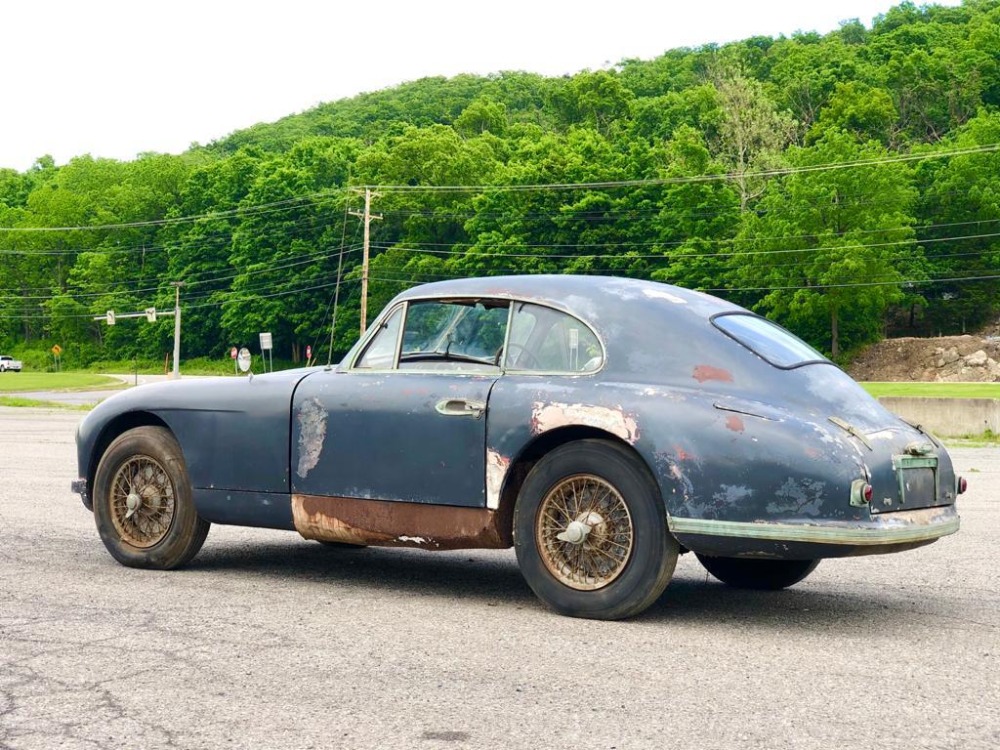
[{"xmin": 72, "ymin": 275, "xmax": 964, "ymax": 620}]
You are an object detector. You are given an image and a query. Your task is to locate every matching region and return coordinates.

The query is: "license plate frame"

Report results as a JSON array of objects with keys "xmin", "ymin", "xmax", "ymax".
[{"xmin": 891, "ymin": 454, "xmax": 938, "ymax": 508}]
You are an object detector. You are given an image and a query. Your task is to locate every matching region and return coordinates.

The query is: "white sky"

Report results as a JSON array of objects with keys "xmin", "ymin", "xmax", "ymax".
[{"xmin": 1, "ymin": 0, "xmax": 962, "ymax": 172}]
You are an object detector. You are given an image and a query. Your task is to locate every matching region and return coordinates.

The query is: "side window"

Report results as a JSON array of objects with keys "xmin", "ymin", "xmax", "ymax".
[
  {"xmin": 398, "ymin": 300, "xmax": 509, "ymax": 370},
  {"xmin": 504, "ymin": 303, "xmax": 602, "ymax": 372},
  {"xmin": 355, "ymin": 306, "xmax": 403, "ymax": 369},
  {"xmin": 713, "ymin": 313, "xmax": 827, "ymax": 368}
]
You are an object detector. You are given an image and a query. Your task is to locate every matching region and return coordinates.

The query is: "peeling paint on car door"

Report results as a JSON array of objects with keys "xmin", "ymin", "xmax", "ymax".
[{"xmin": 291, "ymin": 370, "xmax": 498, "ymax": 507}]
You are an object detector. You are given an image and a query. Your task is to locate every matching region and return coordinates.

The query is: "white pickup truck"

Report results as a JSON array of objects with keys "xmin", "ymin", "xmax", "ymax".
[{"xmin": 0, "ymin": 355, "xmax": 22, "ymax": 372}]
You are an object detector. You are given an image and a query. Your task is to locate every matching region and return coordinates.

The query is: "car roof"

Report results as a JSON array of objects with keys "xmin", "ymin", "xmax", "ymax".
[{"xmin": 395, "ymin": 274, "xmax": 739, "ymax": 318}]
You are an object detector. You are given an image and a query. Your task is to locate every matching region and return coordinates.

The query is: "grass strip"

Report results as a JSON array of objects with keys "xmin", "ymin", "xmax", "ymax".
[{"xmin": 861, "ymin": 382, "xmax": 1000, "ymax": 399}]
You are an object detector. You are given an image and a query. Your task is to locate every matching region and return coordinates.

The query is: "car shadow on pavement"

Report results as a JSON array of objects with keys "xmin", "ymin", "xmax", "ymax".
[
  {"xmin": 187, "ymin": 536, "xmax": 934, "ymax": 630},
  {"xmin": 639, "ymin": 567, "xmax": 937, "ymax": 633},
  {"xmin": 190, "ymin": 536, "xmax": 536, "ymax": 604}
]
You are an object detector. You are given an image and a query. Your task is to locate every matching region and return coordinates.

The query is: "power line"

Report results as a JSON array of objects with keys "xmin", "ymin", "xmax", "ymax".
[
  {"xmin": 0, "ymin": 190, "xmax": 349, "ymax": 233},
  {"xmin": 356, "ymin": 143, "xmax": 1000, "ymax": 192},
  {"xmin": 361, "ymin": 270, "xmax": 1000, "ymax": 293},
  {"xmin": 371, "ymin": 227, "xmax": 1000, "ymax": 262},
  {"xmin": 4, "ymin": 243, "xmax": 363, "ymax": 302},
  {"xmin": 6, "ymin": 217, "xmax": 996, "ymax": 309},
  {"xmin": 0, "ymin": 276, "xmax": 364, "ymax": 320}
]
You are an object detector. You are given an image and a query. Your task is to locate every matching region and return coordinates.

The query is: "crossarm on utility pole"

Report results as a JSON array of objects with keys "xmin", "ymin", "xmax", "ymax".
[{"xmin": 94, "ymin": 281, "xmax": 184, "ymax": 378}]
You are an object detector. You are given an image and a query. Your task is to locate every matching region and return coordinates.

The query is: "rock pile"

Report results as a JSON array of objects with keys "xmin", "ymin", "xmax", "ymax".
[{"xmin": 847, "ymin": 334, "xmax": 1000, "ymax": 382}]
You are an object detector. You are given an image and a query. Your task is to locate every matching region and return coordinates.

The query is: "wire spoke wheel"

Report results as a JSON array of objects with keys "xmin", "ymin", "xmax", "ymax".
[
  {"xmin": 94, "ymin": 426, "xmax": 210, "ymax": 569},
  {"xmin": 536, "ymin": 474, "xmax": 634, "ymax": 591},
  {"xmin": 109, "ymin": 455, "xmax": 176, "ymax": 548}
]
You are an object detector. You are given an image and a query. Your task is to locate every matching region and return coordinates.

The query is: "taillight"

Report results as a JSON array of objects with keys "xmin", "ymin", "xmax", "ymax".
[
  {"xmin": 850, "ymin": 479, "xmax": 874, "ymax": 507},
  {"xmin": 957, "ymin": 476, "xmax": 968, "ymax": 495}
]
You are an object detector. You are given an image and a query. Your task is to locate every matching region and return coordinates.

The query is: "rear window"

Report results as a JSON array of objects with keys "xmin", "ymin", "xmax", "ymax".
[{"xmin": 713, "ymin": 313, "xmax": 827, "ymax": 368}]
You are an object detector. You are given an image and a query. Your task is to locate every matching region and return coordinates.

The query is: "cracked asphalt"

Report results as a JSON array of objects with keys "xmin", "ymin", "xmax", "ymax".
[{"xmin": 1, "ymin": 408, "xmax": 997, "ymax": 750}]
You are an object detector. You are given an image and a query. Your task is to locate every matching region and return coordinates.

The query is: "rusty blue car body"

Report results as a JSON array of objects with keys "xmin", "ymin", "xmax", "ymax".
[{"xmin": 73, "ymin": 275, "xmax": 963, "ymax": 619}]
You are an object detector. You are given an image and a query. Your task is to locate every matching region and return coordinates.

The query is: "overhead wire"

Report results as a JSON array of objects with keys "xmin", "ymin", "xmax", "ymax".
[
  {"xmin": 3, "ymin": 141, "xmax": 998, "ymax": 326},
  {"xmin": 355, "ymin": 143, "xmax": 1000, "ymax": 192}
]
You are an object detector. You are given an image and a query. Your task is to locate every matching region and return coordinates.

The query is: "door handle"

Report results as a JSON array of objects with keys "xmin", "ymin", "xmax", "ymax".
[{"xmin": 435, "ymin": 398, "xmax": 486, "ymax": 419}]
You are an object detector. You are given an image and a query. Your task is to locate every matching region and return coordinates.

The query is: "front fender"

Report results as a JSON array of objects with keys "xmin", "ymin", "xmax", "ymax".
[{"xmin": 75, "ymin": 371, "xmax": 317, "ymax": 498}]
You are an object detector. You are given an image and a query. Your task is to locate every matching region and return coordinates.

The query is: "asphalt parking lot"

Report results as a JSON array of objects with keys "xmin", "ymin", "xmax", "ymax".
[{"xmin": 1, "ymin": 407, "xmax": 997, "ymax": 750}]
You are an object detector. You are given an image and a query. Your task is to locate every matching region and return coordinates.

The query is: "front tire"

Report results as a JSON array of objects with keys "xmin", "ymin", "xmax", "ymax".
[
  {"xmin": 93, "ymin": 426, "xmax": 209, "ymax": 569},
  {"xmin": 514, "ymin": 440, "xmax": 678, "ymax": 620},
  {"xmin": 696, "ymin": 555, "xmax": 820, "ymax": 590}
]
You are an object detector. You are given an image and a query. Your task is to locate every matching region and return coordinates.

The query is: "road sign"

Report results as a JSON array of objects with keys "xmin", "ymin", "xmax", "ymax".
[
  {"xmin": 230, "ymin": 346, "xmax": 238, "ymax": 359},
  {"xmin": 106, "ymin": 310, "xmax": 116, "ymax": 326},
  {"xmin": 145, "ymin": 307, "xmax": 157, "ymax": 323},
  {"xmin": 51, "ymin": 344, "xmax": 62, "ymax": 355},
  {"xmin": 306, "ymin": 345, "xmax": 312, "ymax": 360},
  {"xmin": 259, "ymin": 332, "xmax": 273, "ymax": 351},
  {"xmin": 237, "ymin": 347, "xmax": 252, "ymax": 373}
]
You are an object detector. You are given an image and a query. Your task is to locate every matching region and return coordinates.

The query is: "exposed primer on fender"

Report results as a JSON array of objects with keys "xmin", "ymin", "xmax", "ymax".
[
  {"xmin": 486, "ymin": 449, "xmax": 511, "ymax": 510},
  {"xmin": 530, "ymin": 402, "xmax": 639, "ymax": 444},
  {"xmin": 693, "ymin": 365, "xmax": 733, "ymax": 384},
  {"xmin": 296, "ymin": 397, "xmax": 328, "ymax": 479}
]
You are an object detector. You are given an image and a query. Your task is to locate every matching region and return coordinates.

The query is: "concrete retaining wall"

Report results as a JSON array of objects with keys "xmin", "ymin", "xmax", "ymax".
[{"xmin": 878, "ymin": 397, "xmax": 1000, "ymax": 438}]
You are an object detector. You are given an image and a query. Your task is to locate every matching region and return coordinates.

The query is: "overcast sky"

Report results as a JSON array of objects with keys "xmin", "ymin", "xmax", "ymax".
[{"xmin": 1, "ymin": 0, "xmax": 962, "ymax": 172}]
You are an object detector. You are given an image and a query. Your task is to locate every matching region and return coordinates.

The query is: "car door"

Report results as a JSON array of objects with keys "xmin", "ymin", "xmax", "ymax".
[{"xmin": 290, "ymin": 298, "xmax": 509, "ymax": 508}]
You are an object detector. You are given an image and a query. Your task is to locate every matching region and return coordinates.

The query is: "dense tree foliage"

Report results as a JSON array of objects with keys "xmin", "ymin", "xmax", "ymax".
[{"xmin": 3, "ymin": 0, "xmax": 1000, "ymax": 367}]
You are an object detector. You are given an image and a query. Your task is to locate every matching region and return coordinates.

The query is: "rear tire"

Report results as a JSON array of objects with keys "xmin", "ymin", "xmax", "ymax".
[
  {"xmin": 93, "ymin": 426, "xmax": 209, "ymax": 569},
  {"xmin": 696, "ymin": 555, "xmax": 819, "ymax": 590},
  {"xmin": 514, "ymin": 440, "xmax": 678, "ymax": 620}
]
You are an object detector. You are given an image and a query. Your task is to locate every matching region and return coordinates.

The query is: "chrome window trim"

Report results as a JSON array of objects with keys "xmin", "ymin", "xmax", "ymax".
[{"xmin": 347, "ymin": 292, "xmax": 605, "ymax": 376}]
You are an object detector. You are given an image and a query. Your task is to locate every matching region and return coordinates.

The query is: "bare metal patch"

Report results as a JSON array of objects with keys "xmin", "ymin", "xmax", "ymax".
[
  {"xmin": 875, "ymin": 505, "xmax": 952, "ymax": 527},
  {"xmin": 486, "ymin": 449, "xmax": 510, "ymax": 510},
  {"xmin": 530, "ymin": 402, "xmax": 639, "ymax": 444},
  {"xmin": 296, "ymin": 397, "xmax": 328, "ymax": 479}
]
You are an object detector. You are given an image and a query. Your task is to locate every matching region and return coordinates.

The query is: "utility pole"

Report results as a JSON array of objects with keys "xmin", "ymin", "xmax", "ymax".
[
  {"xmin": 94, "ymin": 280, "xmax": 184, "ymax": 378},
  {"xmin": 349, "ymin": 188, "xmax": 382, "ymax": 334},
  {"xmin": 170, "ymin": 281, "xmax": 183, "ymax": 379}
]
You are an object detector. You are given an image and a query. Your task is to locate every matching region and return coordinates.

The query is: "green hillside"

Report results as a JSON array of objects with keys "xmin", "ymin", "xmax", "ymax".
[{"xmin": 2, "ymin": 0, "xmax": 1000, "ymax": 367}]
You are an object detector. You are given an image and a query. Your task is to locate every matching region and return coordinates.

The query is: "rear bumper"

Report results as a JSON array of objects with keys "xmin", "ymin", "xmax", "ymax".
[
  {"xmin": 670, "ymin": 504, "xmax": 960, "ymax": 559},
  {"xmin": 71, "ymin": 479, "xmax": 91, "ymax": 511}
]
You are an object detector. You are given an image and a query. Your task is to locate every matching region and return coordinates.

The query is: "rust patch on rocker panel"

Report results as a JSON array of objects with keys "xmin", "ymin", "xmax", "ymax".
[
  {"xmin": 530, "ymin": 402, "xmax": 639, "ymax": 444},
  {"xmin": 292, "ymin": 494, "xmax": 511, "ymax": 550},
  {"xmin": 693, "ymin": 365, "xmax": 733, "ymax": 384}
]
